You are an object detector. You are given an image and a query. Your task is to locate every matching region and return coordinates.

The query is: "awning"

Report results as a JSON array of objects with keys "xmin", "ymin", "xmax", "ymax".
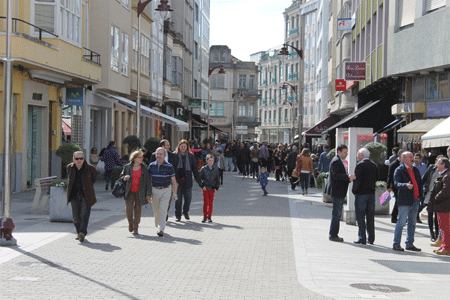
[
  {"xmin": 191, "ymin": 114, "xmax": 223, "ymax": 132},
  {"xmin": 323, "ymin": 100, "xmax": 381, "ymax": 134},
  {"xmin": 62, "ymin": 118, "xmax": 71, "ymax": 136},
  {"xmin": 95, "ymin": 91, "xmax": 189, "ymax": 131},
  {"xmin": 421, "ymin": 116, "xmax": 450, "ymax": 148},
  {"xmin": 397, "ymin": 118, "xmax": 446, "ymax": 143},
  {"xmin": 303, "ymin": 115, "xmax": 341, "ymax": 137},
  {"xmin": 374, "ymin": 116, "xmax": 405, "ymax": 135}
]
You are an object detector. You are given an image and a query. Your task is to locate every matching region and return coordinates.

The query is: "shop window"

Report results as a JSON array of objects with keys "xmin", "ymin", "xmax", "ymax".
[
  {"xmin": 438, "ymin": 74, "xmax": 449, "ymax": 99},
  {"xmin": 412, "ymin": 77, "xmax": 425, "ymax": 102}
]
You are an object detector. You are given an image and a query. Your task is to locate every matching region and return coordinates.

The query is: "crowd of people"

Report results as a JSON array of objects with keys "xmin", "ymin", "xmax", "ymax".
[{"xmin": 68, "ymin": 137, "xmax": 450, "ymax": 257}]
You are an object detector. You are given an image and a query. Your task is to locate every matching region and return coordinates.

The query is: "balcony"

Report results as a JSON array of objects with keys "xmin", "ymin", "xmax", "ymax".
[
  {"xmin": 260, "ymin": 79, "xmax": 267, "ymax": 86},
  {"xmin": 289, "ymin": 27, "xmax": 299, "ymax": 37},
  {"xmin": 238, "ymin": 116, "xmax": 261, "ymax": 127},
  {"xmin": 271, "ymin": 97, "xmax": 276, "ymax": 105},
  {"xmin": 271, "ymin": 77, "xmax": 277, "ymax": 84}
]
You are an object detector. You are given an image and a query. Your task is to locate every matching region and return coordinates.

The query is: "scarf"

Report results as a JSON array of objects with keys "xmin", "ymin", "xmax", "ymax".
[{"xmin": 177, "ymin": 152, "xmax": 191, "ymax": 172}]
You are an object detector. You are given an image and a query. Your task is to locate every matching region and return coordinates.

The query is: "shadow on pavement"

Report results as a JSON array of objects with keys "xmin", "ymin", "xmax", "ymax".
[
  {"xmin": 79, "ymin": 241, "xmax": 121, "ymax": 252},
  {"xmin": 11, "ymin": 247, "xmax": 139, "ymax": 299},
  {"xmin": 132, "ymin": 234, "xmax": 202, "ymax": 245}
]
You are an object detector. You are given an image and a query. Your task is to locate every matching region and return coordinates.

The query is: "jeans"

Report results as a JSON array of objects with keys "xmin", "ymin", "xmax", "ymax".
[
  {"xmin": 176, "ymin": 186, "xmax": 192, "ymax": 219},
  {"xmin": 329, "ymin": 197, "xmax": 345, "ymax": 238},
  {"xmin": 226, "ymin": 157, "xmax": 233, "ymax": 171},
  {"xmin": 261, "ymin": 185, "xmax": 268, "ymax": 195},
  {"xmin": 104, "ymin": 170, "xmax": 115, "ymax": 189},
  {"xmin": 299, "ymin": 173, "xmax": 310, "ymax": 191},
  {"xmin": 393, "ymin": 199, "xmax": 420, "ymax": 248},
  {"xmin": 232, "ymin": 157, "xmax": 237, "ymax": 171},
  {"xmin": 71, "ymin": 194, "xmax": 91, "ymax": 235},
  {"xmin": 355, "ymin": 194, "xmax": 375, "ymax": 243},
  {"xmin": 250, "ymin": 161, "xmax": 259, "ymax": 177}
]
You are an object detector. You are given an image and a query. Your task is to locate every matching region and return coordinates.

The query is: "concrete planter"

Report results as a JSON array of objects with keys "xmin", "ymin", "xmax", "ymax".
[
  {"xmin": 322, "ymin": 178, "xmax": 333, "ymax": 203},
  {"xmin": 375, "ymin": 187, "xmax": 390, "ymax": 215},
  {"xmin": 49, "ymin": 186, "xmax": 73, "ymax": 222}
]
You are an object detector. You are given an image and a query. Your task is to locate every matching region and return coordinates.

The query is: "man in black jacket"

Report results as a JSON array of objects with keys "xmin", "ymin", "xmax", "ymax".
[
  {"xmin": 387, "ymin": 150, "xmax": 403, "ymax": 223},
  {"xmin": 352, "ymin": 148, "xmax": 378, "ymax": 245},
  {"xmin": 326, "ymin": 144, "xmax": 355, "ymax": 242}
]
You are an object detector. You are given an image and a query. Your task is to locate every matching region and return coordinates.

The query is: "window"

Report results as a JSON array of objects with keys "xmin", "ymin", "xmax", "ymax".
[
  {"xmin": 140, "ymin": 35, "xmax": 150, "ymax": 75},
  {"xmin": 264, "ymin": 111, "xmax": 267, "ymax": 122},
  {"xmin": 305, "ymin": 14, "xmax": 310, "ymax": 26},
  {"xmin": 311, "ymin": 83, "xmax": 314, "ymax": 92},
  {"xmin": 194, "ymin": 79, "xmax": 198, "ymax": 97},
  {"xmin": 194, "ymin": 42, "xmax": 198, "ymax": 60},
  {"xmin": 286, "ymin": 64, "xmax": 290, "ymax": 80},
  {"xmin": 412, "ymin": 77, "xmax": 425, "ymax": 102},
  {"xmin": 294, "ymin": 108, "xmax": 298, "ymax": 121},
  {"xmin": 439, "ymin": 74, "xmax": 449, "ymax": 99},
  {"xmin": 249, "ymin": 103, "xmax": 254, "ymax": 117},
  {"xmin": 172, "ymin": 56, "xmax": 183, "ymax": 86},
  {"xmin": 296, "ymin": 15, "xmax": 299, "ymax": 28},
  {"xmin": 239, "ymin": 74, "xmax": 247, "ymax": 89},
  {"xmin": 59, "ymin": 0, "xmax": 82, "ymax": 43},
  {"xmin": 427, "ymin": 75, "xmax": 438, "ymax": 100},
  {"xmin": 220, "ymin": 50, "xmax": 226, "ymax": 62},
  {"xmin": 211, "ymin": 102, "xmax": 224, "ymax": 117},
  {"xmin": 311, "ymin": 59, "xmax": 315, "ymax": 71},
  {"xmin": 426, "ymin": 0, "xmax": 446, "ymax": 13},
  {"xmin": 111, "ymin": 25, "xmax": 120, "ymax": 72},
  {"xmin": 285, "ymin": 109, "xmax": 288, "ymax": 121},
  {"xmin": 305, "ymin": 61, "xmax": 308, "ymax": 72},
  {"xmin": 304, "ymin": 107, "xmax": 307, "ymax": 116},
  {"xmin": 279, "ymin": 63, "xmax": 283, "ymax": 82},
  {"xmin": 249, "ymin": 75, "xmax": 255, "ymax": 90},
  {"xmin": 311, "ymin": 36, "xmax": 315, "ymax": 48},
  {"xmin": 397, "ymin": 0, "xmax": 415, "ymax": 28},
  {"xmin": 269, "ymin": 110, "xmax": 272, "ymax": 122},
  {"xmin": 310, "ymin": 106, "xmax": 314, "ymax": 115},
  {"xmin": 312, "ymin": 12, "xmax": 316, "ymax": 24},
  {"xmin": 278, "ymin": 108, "xmax": 282, "ymax": 125},
  {"xmin": 132, "ymin": 28, "xmax": 138, "ymax": 70},
  {"xmin": 305, "ymin": 37, "xmax": 309, "ymax": 49},
  {"xmin": 35, "ymin": 0, "xmax": 56, "ymax": 34},
  {"xmin": 121, "ymin": 32, "xmax": 129, "ymax": 76},
  {"xmin": 239, "ymin": 103, "xmax": 246, "ymax": 117},
  {"xmin": 211, "ymin": 73, "xmax": 225, "ymax": 88},
  {"xmin": 122, "ymin": 0, "xmax": 129, "ymax": 9},
  {"xmin": 195, "ymin": 2, "xmax": 199, "ymax": 21},
  {"xmin": 213, "ymin": 50, "xmax": 219, "ymax": 62}
]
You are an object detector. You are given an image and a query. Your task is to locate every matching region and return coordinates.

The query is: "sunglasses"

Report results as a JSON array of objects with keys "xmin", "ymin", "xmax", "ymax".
[{"xmin": 74, "ymin": 157, "xmax": 84, "ymax": 161}]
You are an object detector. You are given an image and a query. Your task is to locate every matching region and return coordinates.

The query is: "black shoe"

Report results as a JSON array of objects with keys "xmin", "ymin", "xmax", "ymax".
[
  {"xmin": 353, "ymin": 240, "xmax": 366, "ymax": 245},
  {"xmin": 393, "ymin": 245, "xmax": 404, "ymax": 251},
  {"xmin": 391, "ymin": 218, "xmax": 397, "ymax": 224},
  {"xmin": 416, "ymin": 218, "xmax": 422, "ymax": 224},
  {"xmin": 406, "ymin": 245, "xmax": 421, "ymax": 252},
  {"xmin": 166, "ymin": 214, "xmax": 169, "ymax": 221},
  {"xmin": 207, "ymin": 218, "xmax": 212, "ymax": 223},
  {"xmin": 105, "ymin": 184, "xmax": 109, "ymax": 191},
  {"xmin": 368, "ymin": 242, "xmax": 374, "ymax": 245},
  {"xmin": 202, "ymin": 218, "xmax": 207, "ymax": 223}
]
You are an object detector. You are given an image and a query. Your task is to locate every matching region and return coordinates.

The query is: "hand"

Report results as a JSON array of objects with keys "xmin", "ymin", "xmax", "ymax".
[
  {"xmin": 213, "ymin": 189, "xmax": 217, "ymax": 194},
  {"xmin": 387, "ymin": 188, "xmax": 392, "ymax": 193},
  {"xmin": 202, "ymin": 186, "xmax": 207, "ymax": 191},
  {"xmin": 349, "ymin": 174, "xmax": 356, "ymax": 182},
  {"xmin": 146, "ymin": 196, "xmax": 151, "ymax": 202},
  {"xmin": 173, "ymin": 195, "xmax": 178, "ymax": 201},
  {"xmin": 124, "ymin": 175, "xmax": 131, "ymax": 181},
  {"xmin": 407, "ymin": 182, "xmax": 413, "ymax": 189}
]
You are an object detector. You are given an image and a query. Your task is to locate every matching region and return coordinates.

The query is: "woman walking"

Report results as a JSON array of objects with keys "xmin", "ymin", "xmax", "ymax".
[
  {"xmin": 173, "ymin": 139, "xmax": 199, "ymax": 222},
  {"xmin": 295, "ymin": 148, "xmax": 314, "ymax": 195},
  {"xmin": 119, "ymin": 150, "xmax": 152, "ymax": 235}
]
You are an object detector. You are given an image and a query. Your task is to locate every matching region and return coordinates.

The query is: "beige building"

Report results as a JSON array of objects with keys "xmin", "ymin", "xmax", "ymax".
[{"xmin": 209, "ymin": 45, "xmax": 260, "ymax": 141}]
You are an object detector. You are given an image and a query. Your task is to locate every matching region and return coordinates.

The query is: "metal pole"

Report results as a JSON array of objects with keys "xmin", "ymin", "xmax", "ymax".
[
  {"xmin": 136, "ymin": 15, "xmax": 141, "ymax": 139},
  {"xmin": 207, "ymin": 92, "xmax": 210, "ymax": 139},
  {"xmin": 1, "ymin": 0, "xmax": 17, "ymax": 246},
  {"xmin": 298, "ymin": 58, "xmax": 303, "ymax": 146}
]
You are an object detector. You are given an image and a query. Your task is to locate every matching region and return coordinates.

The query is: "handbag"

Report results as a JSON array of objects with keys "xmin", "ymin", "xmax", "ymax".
[
  {"xmin": 112, "ymin": 181, "xmax": 126, "ymax": 198},
  {"xmin": 379, "ymin": 191, "xmax": 391, "ymax": 206},
  {"xmin": 96, "ymin": 160, "xmax": 105, "ymax": 173}
]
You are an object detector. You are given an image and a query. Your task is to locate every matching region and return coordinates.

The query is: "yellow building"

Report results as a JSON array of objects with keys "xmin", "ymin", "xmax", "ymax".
[{"xmin": 0, "ymin": 0, "xmax": 101, "ymax": 191}]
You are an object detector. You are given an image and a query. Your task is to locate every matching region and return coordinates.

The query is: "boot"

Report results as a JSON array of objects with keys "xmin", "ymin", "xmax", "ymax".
[
  {"xmin": 105, "ymin": 184, "xmax": 109, "ymax": 191},
  {"xmin": 430, "ymin": 230, "xmax": 436, "ymax": 242},
  {"xmin": 431, "ymin": 237, "xmax": 442, "ymax": 247}
]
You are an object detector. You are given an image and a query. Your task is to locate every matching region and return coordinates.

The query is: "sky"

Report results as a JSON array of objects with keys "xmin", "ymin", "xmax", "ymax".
[{"xmin": 210, "ymin": 0, "xmax": 294, "ymax": 61}]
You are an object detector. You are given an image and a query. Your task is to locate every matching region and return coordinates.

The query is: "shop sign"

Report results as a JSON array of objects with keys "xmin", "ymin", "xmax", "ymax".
[
  {"xmin": 66, "ymin": 88, "xmax": 84, "ymax": 106},
  {"xmin": 335, "ymin": 79, "xmax": 346, "ymax": 91},
  {"xmin": 188, "ymin": 98, "xmax": 202, "ymax": 108},
  {"xmin": 338, "ymin": 18, "xmax": 352, "ymax": 31},
  {"xmin": 427, "ymin": 102, "xmax": 450, "ymax": 117},
  {"xmin": 344, "ymin": 62, "xmax": 366, "ymax": 81}
]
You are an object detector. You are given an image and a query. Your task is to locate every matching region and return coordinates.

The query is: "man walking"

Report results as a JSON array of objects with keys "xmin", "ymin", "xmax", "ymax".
[
  {"xmin": 326, "ymin": 144, "xmax": 355, "ymax": 242},
  {"xmin": 148, "ymin": 147, "xmax": 178, "ymax": 237},
  {"xmin": 352, "ymin": 148, "xmax": 378, "ymax": 245},
  {"xmin": 67, "ymin": 151, "xmax": 98, "ymax": 242},
  {"xmin": 318, "ymin": 145, "xmax": 332, "ymax": 174},
  {"xmin": 393, "ymin": 151, "xmax": 424, "ymax": 251}
]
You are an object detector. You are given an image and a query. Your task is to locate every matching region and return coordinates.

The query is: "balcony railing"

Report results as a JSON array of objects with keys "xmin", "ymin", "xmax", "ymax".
[
  {"xmin": 271, "ymin": 77, "xmax": 277, "ymax": 84},
  {"xmin": 83, "ymin": 47, "xmax": 101, "ymax": 65},
  {"xmin": 0, "ymin": 16, "xmax": 58, "ymax": 40},
  {"xmin": 237, "ymin": 116, "xmax": 261, "ymax": 125},
  {"xmin": 289, "ymin": 27, "xmax": 299, "ymax": 37},
  {"xmin": 260, "ymin": 79, "xmax": 267, "ymax": 86}
]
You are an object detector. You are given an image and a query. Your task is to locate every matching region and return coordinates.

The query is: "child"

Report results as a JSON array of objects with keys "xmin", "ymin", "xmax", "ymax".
[
  {"xmin": 198, "ymin": 154, "xmax": 220, "ymax": 223},
  {"xmin": 257, "ymin": 167, "xmax": 269, "ymax": 196},
  {"xmin": 215, "ymin": 149, "xmax": 226, "ymax": 185}
]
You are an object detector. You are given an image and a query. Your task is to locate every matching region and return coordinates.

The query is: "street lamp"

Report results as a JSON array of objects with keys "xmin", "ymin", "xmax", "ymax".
[
  {"xmin": 279, "ymin": 43, "xmax": 303, "ymax": 144},
  {"xmin": 136, "ymin": 0, "xmax": 172, "ymax": 139},
  {"xmin": 207, "ymin": 65, "xmax": 225, "ymax": 139},
  {"xmin": 231, "ymin": 91, "xmax": 244, "ymax": 140}
]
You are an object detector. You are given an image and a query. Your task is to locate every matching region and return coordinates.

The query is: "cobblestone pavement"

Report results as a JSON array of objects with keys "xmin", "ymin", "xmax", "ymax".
[{"xmin": 0, "ymin": 173, "xmax": 329, "ymax": 300}]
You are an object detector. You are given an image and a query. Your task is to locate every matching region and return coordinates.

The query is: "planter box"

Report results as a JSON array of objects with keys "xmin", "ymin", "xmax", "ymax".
[
  {"xmin": 375, "ymin": 187, "xmax": 390, "ymax": 215},
  {"xmin": 49, "ymin": 186, "xmax": 73, "ymax": 222},
  {"xmin": 322, "ymin": 178, "xmax": 333, "ymax": 203}
]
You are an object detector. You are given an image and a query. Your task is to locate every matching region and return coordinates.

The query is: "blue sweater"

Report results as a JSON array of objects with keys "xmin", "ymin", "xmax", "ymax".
[{"xmin": 257, "ymin": 172, "xmax": 269, "ymax": 186}]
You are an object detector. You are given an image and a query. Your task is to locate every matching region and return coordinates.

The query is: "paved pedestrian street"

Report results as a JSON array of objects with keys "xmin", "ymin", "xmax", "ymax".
[{"xmin": 1, "ymin": 172, "xmax": 450, "ymax": 299}]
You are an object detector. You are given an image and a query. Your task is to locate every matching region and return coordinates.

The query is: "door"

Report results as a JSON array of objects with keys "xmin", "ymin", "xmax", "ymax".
[{"xmin": 27, "ymin": 105, "xmax": 42, "ymax": 188}]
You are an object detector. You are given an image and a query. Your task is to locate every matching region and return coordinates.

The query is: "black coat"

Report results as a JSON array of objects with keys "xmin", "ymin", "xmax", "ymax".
[
  {"xmin": 325, "ymin": 156, "xmax": 350, "ymax": 198},
  {"xmin": 171, "ymin": 152, "xmax": 199, "ymax": 188},
  {"xmin": 386, "ymin": 159, "xmax": 400, "ymax": 192},
  {"xmin": 66, "ymin": 161, "xmax": 97, "ymax": 207},
  {"xmin": 428, "ymin": 169, "xmax": 450, "ymax": 213},
  {"xmin": 352, "ymin": 159, "xmax": 378, "ymax": 195}
]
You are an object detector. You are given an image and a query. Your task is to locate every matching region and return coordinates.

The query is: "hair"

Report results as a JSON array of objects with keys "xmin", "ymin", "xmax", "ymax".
[
  {"xmin": 107, "ymin": 141, "xmax": 115, "ymax": 148},
  {"xmin": 437, "ymin": 154, "xmax": 444, "ymax": 159},
  {"xmin": 358, "ymin": 148, "xmax": 370, "ymax": 158},
  {"xmin": 392, "ymin": 147, "xmax": 399, "ymax": 154},
  {"xmin": 91, "ymin": 147, "xmax": 97, "ymax": 154},
  {"xmin": 174, "ymin": 139, "xmax": 190, "ymax": 154},
  {"xmin": 401, "ymin": 151, "xmax": 411, "ymax": 160},
  {"xmin": 301, "ymin": 148, "xmax": 310, "ymax": 156},
  {"xmin": 323, "ymin": 145, "xmax": 330, "ymax": 150},
  {"xmin": 439, "ymin": 157, "xmax": 450, "ymax": 169},
  {"xmin": 73, "ymin": 151, "xmax": 84, "ymax": 158},
  {"xmin": 260, "ymin": 166, "xmax": 266, "ymax": 172},
  {"xmin": 156, "ymin": 147, "xmax": 166, "ymax": 156},
  {"xmin": 447, "ymin": 146, "xmax": 450, "ymax": 153},
  {"xmin": 159, "ymin": 139, "xmax": 169, "ymax": 147},
  {"xmin": 292, "ymin": 145, "xmax": 297, "ymax": 151},
  {"xmin": 217, "ymin": 149, "xmax": 223, "ymax": 154},
  {"xmin": 336, "ymin": 144, "xmax": 348, "ymax": 152},
  {"xmin": 414, "ymin": 153, "xmax": 422, "ymax": 159},
  {"xmin": 130, "ymin": 150, "xmax": 144, "ymax": 162},
  {"xmin": 206, "ymin": 154, "xmax": 214, "ymax": 160}
]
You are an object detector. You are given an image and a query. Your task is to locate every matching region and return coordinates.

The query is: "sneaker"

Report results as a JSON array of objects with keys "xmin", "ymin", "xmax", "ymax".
[
  {"xmin": 207, "ymin": 218, "xmax": 213, "ymax": 223},
  {"xmin": 202, "ymin": 218, "xmax": 207, "ymax": 223},
  {"xmin": 78, "ymin": 233, "xmax": 85, "ymax": 242}
]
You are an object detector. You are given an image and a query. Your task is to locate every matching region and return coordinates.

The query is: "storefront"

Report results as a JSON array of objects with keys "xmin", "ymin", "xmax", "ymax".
[{"xmin": 397, "ymin": 118, "xmax": 446, "ymax": 152}]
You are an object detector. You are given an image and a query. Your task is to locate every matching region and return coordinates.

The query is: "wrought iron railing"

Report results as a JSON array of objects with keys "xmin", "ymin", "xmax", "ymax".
[{"xmin": 0, "ymin": 16, "xmax": 58, "ymax": 40}]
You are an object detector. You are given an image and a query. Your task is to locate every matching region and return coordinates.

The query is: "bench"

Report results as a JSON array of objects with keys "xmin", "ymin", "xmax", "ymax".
[{"xmin": 31, "ymin": 176, "xmax": 57, "ymax": 214}]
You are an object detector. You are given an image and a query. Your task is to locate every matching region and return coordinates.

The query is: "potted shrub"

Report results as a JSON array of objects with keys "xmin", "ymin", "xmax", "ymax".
[
  {"xmin": 122, "ymin": 135, "xmax": 142, "ymax": 154},
  {"xmin": 144, "ymin": 137, "xmax": 161, "ymax": 155},
  {"xmin": 56, "ymin": 143, "xmax": 82, "ymax": 178},
  {"xmin": 317, "ymin": 172, "xmax": 332, "ymax": 203}
]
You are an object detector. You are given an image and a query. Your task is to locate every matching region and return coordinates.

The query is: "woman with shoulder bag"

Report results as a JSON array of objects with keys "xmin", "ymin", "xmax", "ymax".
[{"xmin": 119, "ymin": 150, "xmax": 152, "ymax": 235}]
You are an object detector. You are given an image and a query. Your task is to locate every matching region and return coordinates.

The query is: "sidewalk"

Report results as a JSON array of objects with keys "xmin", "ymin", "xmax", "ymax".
[{"xmin": 0, "ymin": 173, "xmax": 449, "ymax": 299}]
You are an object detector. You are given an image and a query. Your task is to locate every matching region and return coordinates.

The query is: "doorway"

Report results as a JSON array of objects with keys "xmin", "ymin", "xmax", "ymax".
[{"xmin": 27, "ymin": 105, "xmax": 43, "ymax": 188}]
